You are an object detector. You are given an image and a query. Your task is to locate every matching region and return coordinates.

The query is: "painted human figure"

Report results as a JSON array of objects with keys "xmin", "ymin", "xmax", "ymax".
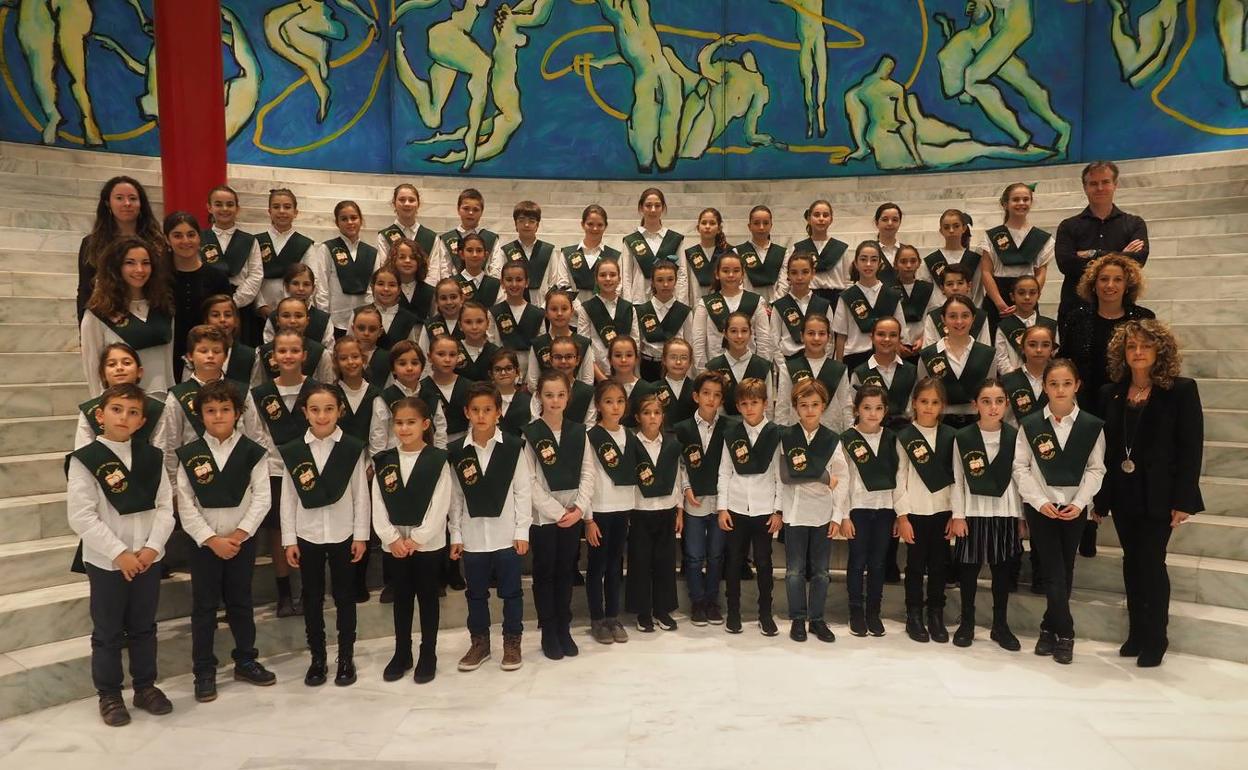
[{"xmin": 14, "ymin": 0, "xmax": 103, "ymax": 145}]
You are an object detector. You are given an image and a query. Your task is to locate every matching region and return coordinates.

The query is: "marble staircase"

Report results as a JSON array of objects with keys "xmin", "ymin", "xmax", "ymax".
[{"xmin": 1, "ymin": 141, "xmax": 1246, "ymax": 717}]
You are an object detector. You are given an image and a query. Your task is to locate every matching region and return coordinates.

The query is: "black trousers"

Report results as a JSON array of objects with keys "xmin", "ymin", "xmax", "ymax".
[
  {"xmin": 298, "ymin": 537, "xmax": 357, "ymax": 656},
  {"xmin": 190, "ymin": 537, "xmax": 259, "ymax": 677},
  {"xmin": 904, "ymin": 512, "xmax": 951, "ymax": 611},
  {"xmin": 724, "ymin": 512, "xmax": 774, "ymax": 615},
  {"xmin": 625, "ymin": 508, "xmax": 678, "ymax": 616},
  {"xmin": 1024, "ymin": 506, "xmax": 1087, "ymax": 638},
  {"xmin": 586, "ymin": 511, "xmax": 629, "ymax": 620},
  {"xmin": 385, "ymin": 548, "xmax": 443, "ymax": 654},
  {"xmin": 87, "ymin": 563, "xmax": 161, "ymax": 696},
  {"xmin": 1112, "ymin": 513, "xmax": 1174, "ymax": 647},
  {"xmin": 959, "ymin": 561, "xmax": 1012, "ymax": 626},
  {"xmin": 531, "ymin": 521, "xmax": 583, "ymax": 628},
  {"xmin": 639, "ymin": 356, "xmax": 663, "ymax": 382}
]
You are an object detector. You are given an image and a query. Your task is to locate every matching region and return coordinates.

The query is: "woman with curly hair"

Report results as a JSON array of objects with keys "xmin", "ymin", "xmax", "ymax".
[
  {"xmin": 76, "ymin": 176, "xmax": 166, "ymax": 322},
  {"xmin": 1093, "ymin": 319, "xmax": 1203, "ymax": 667},
  {"xmin": 81, "ymin": 237, "xmax": 176, "ymax": 398},
  {"xmin": 1057, "ymin": 253, "xmax": 1154, "ymax": 555}
]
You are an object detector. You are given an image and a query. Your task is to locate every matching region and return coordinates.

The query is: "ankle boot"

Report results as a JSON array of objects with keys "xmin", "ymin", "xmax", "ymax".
[
  {"xmin": 849, "ymin": 606, "xmax": 868, "ymax": 637},
  {"xmin": 953, "ymin": 607, "xmax": 975, "ymax": 647},
  {"xmin": 990, "ymin": 606, "xmax": 1021, "ymax": 651},
  {"xmin": 905, "ymin": 609, "xmax": 930, "ymax": 643},
  {"xmin": 865, "ymin": 606, "xmax": 885, "ymax": 637},
  {"xmin": 926, "ymin": 608, "xmax": 949, "ymax": 643},
  {"xmin": 383, "ymin": 642, "xmax": 413, "ymax": 682}
]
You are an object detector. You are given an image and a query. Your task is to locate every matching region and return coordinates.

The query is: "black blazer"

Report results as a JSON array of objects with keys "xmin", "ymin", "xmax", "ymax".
[{"xmin": 1095, "ymin": 377, "xmax": 1204, "ymax": 520}]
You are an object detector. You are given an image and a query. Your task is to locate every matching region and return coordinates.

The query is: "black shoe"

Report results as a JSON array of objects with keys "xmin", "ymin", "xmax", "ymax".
[
  {"xmin": 1119, "ymin": 637, "xmax": 1142, "ymax": 657},
  {"xmin": 233, "ymin": 660, "xmax": 276, "ymax": 686},
  {"xmin": 953, "ymin": 622, "xmax": 975, "ymax": 648},
  {"xmin": 725, "ymin": 610, "xmax": 743, "ymax": 634},
  {"xmin": 541, "ymin": 628, "xmax": 565, "ymax": 660},
  {"xmin": 1029, "ymin": 579, "xmax": 1047, "ymax": 595},
  {"xmin": 132, "ymin": 685, "xmax": 173, "ymax": 715},
  {"xmin": 926, "ymin": 609, "xmax": 949, "ymax": 644},
  {"xmin": 990, "ymin": 624, "xmax": 1021, "ymax": 652},
  {"xmin": 355, "ymin": 585, "xmax": 370, "ymax": 603},
  {"xmin": 1034, "ymin": 630, "xmax": 1056, "ymax": 657},
  {"xmin": 636, "ymin": 614, "xmax": 656, "ymax": 633},
  {"xmin": 654, "ymin": 612, "xmax": 678, "ymax": 631},
  {"xmin": 690, "ymin": 602, "xmax": 708, "ymax": 627},
  {"xmin": 447, "ymin": 571, "xmax": 467, "ymax": 591},
  {"xmin": 383, "ymin": 650, "xmax": 413, "ymax": 682},
  {"xmin": 276, "ymin": 595, "xmax": 298, "ymax": 618},
  {"xmin": 194, "ymin": 675, "xmax": 217, "ymax": 703},
  {"xmin": 705, "ymin": 603, "xmax": 724, "ymax": 625},
  {"xmin": 885, "ymin": 564, "xmax": 902, "ymax": 584},
  {"xmin": 379, "ymin": 584, "xmax": 395, "ymax": 604},
  {"xmin": 740, "ymin": 562, "xmax": 754, "ymax": 579},
  {"xmin": 759, "ymin": 615, "xmax": 778, "ymax": 637},
  {"xmin": 414, "ymin": 650, "xmax": 437, "ymax": 683},
  {"xmin": 789, "ymin": 619, "xmax": 808, "ymax": 642},
  {"xmin": 335, "ymin": 657, "xmax": 357, "ymax": 686},
  {"xmin": 809, "ymin": 620, "xmax": 836, "ymax": 643},
  {"xmin": 866, "ymin": 612, "xmax": 885, "ymax": 637},
  {"xmin": 849, "ymin": 607, "xmax": 868, "ymax": 637},
  {"xmin": 1137, "ymin": 640, "xmax": 1168, "ymax": 668},
  {"xmin": 905, "ymin": 610, "xmax": 930, "ymax": 643},
  {"xmin": 557, "ymin": 626, "xmax": 579, "ymax": 658},
  {"xmin": 305, "ymin": 654, "xmax": 328, "ymax": 687},
  {"xmin": 98, "ymin": 694, "xmax": 131, "ymax": 727},
  {"xmin": 1054, "ymin": 636, "xmax": 1075, "ymax": 664}
]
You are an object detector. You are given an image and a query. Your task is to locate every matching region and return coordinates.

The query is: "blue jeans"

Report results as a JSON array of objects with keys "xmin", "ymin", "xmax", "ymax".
[
  {"xmin": 682, "ymin": 513, "xmax": 726, "ymax": 606},
  {"xmin": 846, "ymin": 508, "xmax": 896, "ymax": 611},
  {"xmin": 784, "ymin": 524, "xmax": 832, "ymax": 622},
  {"xmin": 462, "ymin": 547, "xmax": 524, "ymax": 636}
]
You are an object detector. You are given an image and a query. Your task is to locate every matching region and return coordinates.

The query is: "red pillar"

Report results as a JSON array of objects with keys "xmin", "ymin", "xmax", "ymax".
[{"xmin": 154, "ymin": 0, "xmax": 226, "ymax": 227}]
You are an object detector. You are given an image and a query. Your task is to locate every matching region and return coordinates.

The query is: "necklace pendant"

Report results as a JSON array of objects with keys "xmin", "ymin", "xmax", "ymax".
[{"xmin": 1121, "ymin": 459, "xmax": 1136, "ymax": 474}]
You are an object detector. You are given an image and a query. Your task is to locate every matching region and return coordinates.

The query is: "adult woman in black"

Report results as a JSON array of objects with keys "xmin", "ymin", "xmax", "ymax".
[
  {"xmin": 165, "ymin": 212, "xmax": 230, "ymax": 380},
  {"xmin": 1094, "ymin": 319, "xmax": 1202, "ymax": 667},
  {"xmin": 1058, "ymin": 253, "xmax": 1154, "ymax": 556}
]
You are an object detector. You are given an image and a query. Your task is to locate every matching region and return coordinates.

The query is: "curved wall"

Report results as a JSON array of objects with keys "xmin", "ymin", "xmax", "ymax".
[{"xmin": 1, "ymin": 1, "xmax": 1245, "ymax": 179}]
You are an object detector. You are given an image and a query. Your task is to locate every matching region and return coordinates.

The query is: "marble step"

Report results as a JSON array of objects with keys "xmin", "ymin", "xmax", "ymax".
[
  {"xmin": 1205, "ymin": 409, "xmax": 1248, "ymax": 442},
  {"xmin": 1, "ymin": 574, "xmax": 1245, "ymax": 719},
  {"xmin": 1150, "ymin": 299, "xmax": 1248, "ymax": 325},
  {"xmin": 0, "ymin": 452, "xmax": 73, "ymax": 498},
  {"xmin": 1144, "ymin": 276, "xmax": 1248, "ymax": 301},
  {"xmin": 0, "ymin": 353, "xmax": 83, "ymax": 386},
  {"xmin": 0, "ymin": 493, "xmax": 69, "ymax": 546},
  {"xmin": 1197, "ymin": 476, "xmax": 1248, "ymax": 517},
  {"xmin": 0, "ymin": 249, "xmax": 76, "ymax": 275},
  {"xmin": 0, "ymin": 535, "xmax": 83, "ymax": 596},
  {"xmin": 0, "ymin": 415, "xmax": 75, "ymax": 457},
  {"xmin": 1178, "ymin": 350, "xmax": 1247, "ymax": 379},
  {"xmin": 0, "ymin": 324, "xmax": 77, "ymax": 354},
  {"xmin": 1202, "ymin": 441, "xmax": 1248, "ymax": 478},
  {"xmin": 0, "ymin": 297, "xmax": 76, "ymax": 325},
  {"xmin": 1096, "ymin": 515, "xmax": 1248, "ymax": 562},
  {"xmin": 1200, "ymin": 380, "xmax": 1248, "ymax": 410},
  {"xmin": 0, "ymin": 561, "xmax": 277, "ymax": 654},
  {"xmin": 0, "ymin": 272, "xmax": 74, "ymax": 299},
  {"xmin": 0, "ymin": 382, "xmax": 87, "ymax": 420},
  {"xmin": 1071, "ymin": 545, "xmax": 1248, "ymax": 611}
]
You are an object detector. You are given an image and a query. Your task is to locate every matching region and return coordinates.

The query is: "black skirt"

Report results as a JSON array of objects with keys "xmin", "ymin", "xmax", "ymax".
[{"xmin": 954, "ymin": 516, "xmax": 1021, "ymax": 565}]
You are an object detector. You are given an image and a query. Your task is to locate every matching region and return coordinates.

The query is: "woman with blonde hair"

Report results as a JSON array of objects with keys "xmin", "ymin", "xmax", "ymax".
[{"xmin": 1094, "ymin": 319, "xmax": 1203, "ymax": 668}]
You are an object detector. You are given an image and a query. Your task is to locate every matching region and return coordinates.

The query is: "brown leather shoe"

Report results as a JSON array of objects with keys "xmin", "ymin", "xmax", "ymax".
[
  {"xmin": 98, "ymin": 694, "xmax": 131, "ymax": 727},
  {"xmin": 501, "ymin": 633, "xmax": 523, "ymax": 671},
  {"xmin": 132, "ymin": 686, "xmax": 173, "ymax": 716},
  {"xmin": 457, "ymin": 634, "xmax": 491, "ymax": 671}
]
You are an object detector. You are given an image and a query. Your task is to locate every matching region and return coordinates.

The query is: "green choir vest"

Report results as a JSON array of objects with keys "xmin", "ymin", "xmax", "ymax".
[
  {"xmin": 95, "ymin": 308, "xmax": 173, "ymax": 350},
  {"xmin": 522, "ymin": 418, "xmax": 588, "ymax": 493},
  {"xmin": 955, "ymin": 423, "xmax": 1018, "ymax": 498},
  {"xmin": 582, "ymin": 296, "xmax": 633, "ymax": 344},
  {"xmin": 200, "ymin": 228, "xmax": 254, "ymax": 277},
  {"xmin": 635, "ymin": 300, "xmax": 691, "ymax": 344},
  {"xmin": 772, "ymin": 293, "xmax": 832, "ymax": 344},
  {"xmin": 250, "ymin": 379, "xmax": 313, "ymax": 446},
  {"xmin": 372, "ymin": 446, "xmax": 448, "ymax": 526},
  {"xmin": 986, "ymin": 225, "xmax": 1051, "ymax": 267},
  {"xmin": 918, "ymin": 342, "xmax": 995, "ymax": 405},
  {"xmin": 175, "ymin": 435, "xmax": 267, "ymax": 508},
  {"xmin": 623, "ymin": 230, "xmax": 684, "ymax": 278},
  {"xmin": 851, "ymin": 359, "xmax": 918, "ymax": 419},
  {"xmin": 793, "ymin": 237, "xmax": 849, "ymax": 274},
  {"xmin": 779, "ymin": 423, "xmax": 839, "ymax": 484},
  {"xmin": 255, "ymin": 231, "xmax": 313, "ymax": 280},
  {"xmin": 491, "ymin": 301, "xmax": 545, "ymax": 351},
  {"xmin": 562, "ymin": 244, "xmax": 621, "ymax": 291},
  {"xmin": 896, "ymin": 423, "xmax": 956, "ymax": 493},
  {"xmin": 734, "ymin": 241, "xmax": 786, "ymax": 289},
  {"xmin": 278, "ymin": 434, "xmax": 364, "ymax": 509},
  {"xmin": 724, "ymin": 420, "xmax": 781, "ymax": 476},
  {"xmin": 71, "ymin": 441, "xmax": 164, "ymax": 514},
  {"xmin": 1001, "ymin": 368, "xmax": 1047, "ymax": 422},
  {"xmin": 630, "ymin": 433, "xmax": 683, "ymax": 499},
  {"xmin": 673, "ymin": 415, "xmax": 730, "ymax": 497},
  {"xmin": 841, "ymin": 427, "xmax": 899, "ymax": 492},
  {"xmin": 701, "ymin": 291, "xmax": 761, "ymax": 333},
  {"xmin": 1019, "ymin": 410, "xmax": 1105, "ymax": 487},
  {"xmin": 839, "ymin": 283, "xmax": 902, "ymax": 334},
  {"xmin": 449, "ymin": 433, "xmax": 524, "ymax": 517},
  {"xmin": 325, "ymin": 237, "xmax": 378, "ymax": 295}
]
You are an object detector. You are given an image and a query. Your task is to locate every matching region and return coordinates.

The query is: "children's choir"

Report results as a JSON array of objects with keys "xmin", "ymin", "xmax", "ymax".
[{"xmin": 71, "ymin": 182, "xmax": 1108, "ymax": 727}]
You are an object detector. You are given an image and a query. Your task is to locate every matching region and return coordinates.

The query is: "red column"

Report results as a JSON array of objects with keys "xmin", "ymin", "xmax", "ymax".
[{"xmin": 154, "ymin": 0, "xmax": 226, "ymax": 227}]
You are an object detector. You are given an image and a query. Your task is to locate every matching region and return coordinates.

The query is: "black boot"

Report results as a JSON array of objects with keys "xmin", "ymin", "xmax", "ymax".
[
  {"xmin": 414, "ymin": 643, "xmax": 437, "ymax": 684},
  {"xmin": 335, "ymin": 655, "xmax": 357, "ymax": 686},
  {"xmin": 384, "ymin": 642, "xmax": 413, "ymax": 682},
  {"xmin": 849, "ymin": 606, "xmax": 868, "ymax": 637},
  {"xmin": 926, "ymin": 608, "xmax": 949, "ymax": 644},
  {"xmin": 541, "ymin": 627, "xmax": 564, "ymax": 660},
  {"xmin": 305, "ymin": 652, "xmax": 328, "ymax": 687},
  {"xmin": 905, "ymin": 609, "xmax": 930, "ymax": 643},
  {"xmin": 865, "ymin": 606, "xmax": 885, "ymax": 637},
  {"xmin": 990, "ymin": 605, "xmax": 1020, "ymax": 651},
  {"xmin": 953, "ymin": 607, "xmax": 975, "ymax": 648}
]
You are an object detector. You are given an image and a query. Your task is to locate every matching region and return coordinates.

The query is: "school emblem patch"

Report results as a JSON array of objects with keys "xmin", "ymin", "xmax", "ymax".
[
  {"xmin": 447, "ymin": 238, "xmax": 460, "ymax": 253},
  {"xmin": 569, "ymin": 251, "xmax": 586, "ymax": 270},
  {"xmin": 262, "ymin": 395, "xmax": 283, "ymax": 421},
  {"xmin": 456, "ymin": 457, "xmax": 481, "ymax": 485},
  {"xmin": 684, "ymin": 445, "xmax": 703, "ymax": 469},
  {"xmin": 730, "ymin": 439, "xmax": 751, "ymax": 464},
  {"xmin": 863, "ymin": 374, "xmax": 884, "ymax": 388},
  {"xmin": 847, "ymin": 439, "xmax": 871, "ymax": 465},
  {"xmin": 792, "ymin": 369, "xmax": 812, "ymax": 384},
  {"xmin": 380, "ymin": 465, "xmax": 401, "ymax": 493},
  {"xmin": 743, "ymin": 251, "xmax": 760, "ymax": 269},
  {"xmin": 260, "ymin": 243, "xmax": 275, "ymax": 262},
  {"xmin": 788, "ymin": 446, "xmax": 809, "ymax": 472},
  {"xmin": 784, "ymin": 307, "xmax": 801, "ymax": 327},
  {"xmin": 642, "ymin": 315, "xmax": 659, "ymax": 334},
  {"xmin": 293, "ymin": 461, "xmax": 317, "ymax": 491},
  {"xmin": 332, "ymin": 248, "xmax": 350, "ymax": 266},
  {"xmin": 1012, "ymin": 389, "xmax": 1034, "ymax": 411},
  {"xmin": 690, "ymin": 251, "xmax": 706, "ymax": 269},
  {"xmin": 538, "ymin": 348, "xmax": 552, "ymax": 368},
  {"xmin": 460, "ymin": 282, "xmax": 475, "ymax": 299},
  {"xmin": 928, "ymin": 356, "xmax": 948, "ymax": 377},
  {"xmin": 963, "ymin": 450, "xmax": 988, "ymax": 477},
  {"xmin": 599, "ymin": 443, "xmax": 620, "ymax": 468},
  {"xmin": 906, "ymin": 439, "xmax": 931, "ymax": 464},
  {"xmin": 386, "ymin": 230, "xmax": 402, "ymax": 244},
  {"xmin": 709, "ymin": 298, "xmax": 726, "ymax": 315},
  {"xmin": 498, "ymin": 315, "xmax": 515, "ymax": 335},
  {"xmin": 505, "ymin": 247, "xmax": 523, "ymax": 262},
  {"xmin": 632, "ymin": 241, "xmax": 647, "ymax": 256},
  {"xmin": 1010, "ymin": 328, "xmax": 1026, "ymax": 349},
  {"xmin": 202, "ymin": 245, "xmax": 221, "ymax": 264},
  {"xmin": 179, "ymin": 389, "xmax": 199, "ymax": 416},
  {"xmin": 98, "ymin": 462, "xmax": 128, "ymax": 494},
  {"xmin": 189, "ymin": 455, "xmax": 214, "ymax": 485},
  {"xmin": 850, "ymin": 299, "xmax": 869, "ymax": 320},
  {"xmin": 637, "ymin": 463, "xmax": 655, "ymax": 487},
  {"xmin": 536, "ymin": 439, "xmax": 557, "ymax": 466},
  {"xmin": 932, "ymin": 263, "xmax": 947, "ymax": 281},
  {"xmin": 1033, "ymin": 433, "xmax": 1058, "ymax": 460},
  {"xmin": 601, "ymin": 325, "xmax": 617, "ymax": 343},
  {"xmin": 994, "ymin": 233, "xmax": 1012, "ymax": 251}
]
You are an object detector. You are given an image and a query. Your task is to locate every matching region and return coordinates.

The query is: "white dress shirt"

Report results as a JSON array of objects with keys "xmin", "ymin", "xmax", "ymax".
[
  {"xmin": 830, "ymin": 428, "xmax": 905, "ymax": 522},
  {"xmin": 210, "ymin": 225, "xmax": 263, "ymax": 307},
  {"xmin": 1011, "ymin": 406, "xmax": 1107, "ymax": 513},
  {"xmin": 773, "ymin": 238, "xmax": 853, "ymax": 296},
  {"xmin": 371, "ymin": 449, "xmax": 452, "ymax": 550},
  {"xmin": 635, "ymin": 431, "xmax": 685, "ymax": 511},
  {"xmin": 951, "ymin": 426, "xmax": 1022, "ymax": 519},
  {"xmin": 779, "ymin": 425, "xmax": 836, "ymax": 527},
  {"xmin": 67, "ymin": 437, "xmax": 176, "ymax": 570},
  {"xmin": 527, "ymin": 424, "xmax": 597, "ymax": 525},
  {"xmin": 80, "ymin": 300, "xmax": 174, "ymax": 398},
  {"xmin": 278, "ymin": 427, "xmax": 371, "ymax": 546},
  {"xmin": 448, "ymin": 429, "xmax": 534, "ymax": 551},
  {"xmin": 589, "ymin": 425, "xmax": 638, "ymax": 516},
  {"xmin": 831, "ymin": 281, "xmax": 908, "ymax": 356},
  {"xmin": 310, "ymin": 236, "xmax": 373, "ymax": 327},
  {"xmin": 175, "ymin": 429, "xmax": 272, "ymax": 545},
  {"xmin": 895, "ymin": 423, "xmax": 954, "ymax": 517},
  {"xmin": 715, "ymin": 418, "xmax": 783, "ymax": 517}
]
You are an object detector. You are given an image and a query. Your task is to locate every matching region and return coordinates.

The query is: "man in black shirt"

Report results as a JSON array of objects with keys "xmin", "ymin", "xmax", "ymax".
[{"xmin": 1054, "ymin": 161, "xmax": 1149, "ymax": 320}]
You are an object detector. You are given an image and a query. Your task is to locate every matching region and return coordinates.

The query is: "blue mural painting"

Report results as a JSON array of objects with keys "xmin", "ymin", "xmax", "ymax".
[{"xmin": 0, "ymin": 0, "xmax": 1244, "ymax": 179}]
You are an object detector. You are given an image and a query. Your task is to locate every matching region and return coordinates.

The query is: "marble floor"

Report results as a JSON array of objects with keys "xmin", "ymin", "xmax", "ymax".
[{"xmin": 0, "ymin": 621, "xmax": 1245, "ymax": 770}]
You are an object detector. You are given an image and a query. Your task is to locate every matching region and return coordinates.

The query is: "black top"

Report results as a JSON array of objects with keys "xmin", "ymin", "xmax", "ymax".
[
  {"xmin": 172, "ymin": 263, "xmax": 232, "ymax": 380},
  {"xmin": 1054, "ymin": 205, "xmax": 1148, "ymax": 318},
  {"xmin": 1058, "ymin": 302, "xmax": 1155, "ymax": 414}
]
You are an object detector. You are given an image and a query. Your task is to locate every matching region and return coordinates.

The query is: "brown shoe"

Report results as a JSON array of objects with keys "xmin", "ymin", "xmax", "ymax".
[
  {"xmin": 457, "ymin": 634, "xmax": 491, "ymax": 671},
  {"xmin": 501, "ymin": 633, "xmax": 523, "ymax": 671},
  {"xmin": 98, "ymin": 694, "xmax": 130, "ymax": 727},
  {"xmin": 132, "ymin": 686, "xmax": 173, "ymax": 716}
]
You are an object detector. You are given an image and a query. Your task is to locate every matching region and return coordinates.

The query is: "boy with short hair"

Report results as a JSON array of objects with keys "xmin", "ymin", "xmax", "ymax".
[
  {"xmin": 440, "ymin": 188, "xmax": 499, "ymax": 269},
  {"xmin": 489, "ymin": 200, "xmax": 570, "ymax": 306},
  {"xmin": 175, "ymin": 380, "xmax": 276, "ymax": 702},
  {"xmin": 448, "ymin": 382, "xmax": 534, "ymax": 671},
  {"xmin": 674, "ymin": 370, "xmax": 730, "ymax": 626},
  {"xmin": 67, "ymin": 383, "xmax": 176, "ymax": 726},
  {"xmin": 716, "ymin": 377, "xmax": 783, "ymax": 636}
]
